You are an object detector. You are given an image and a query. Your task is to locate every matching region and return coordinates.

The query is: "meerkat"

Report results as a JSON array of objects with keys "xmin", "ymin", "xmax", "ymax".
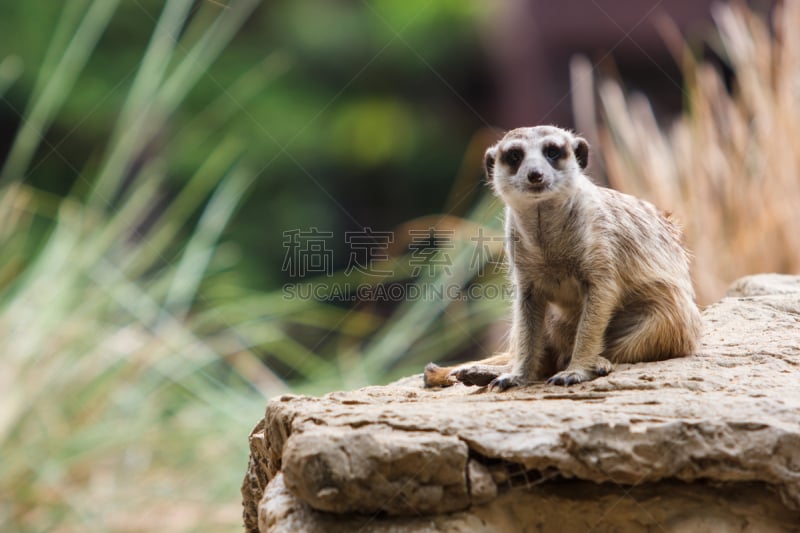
[{"xmin": 424, "ymin": 125, "xmax": 702, "ymax": 390}]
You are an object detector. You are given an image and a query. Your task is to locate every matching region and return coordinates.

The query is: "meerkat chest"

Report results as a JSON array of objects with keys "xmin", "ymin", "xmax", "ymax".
[
  {"xmin": 541, "ymin": 274, "xmax": 583, "ymax": 308},
  {"xmin": 508, "ymin": 205, "xmax": 590, "ymax": 307},
  {"xmin": 511, "ymin": 240, "xmax": 584, "ymax": 307},
  {"xmin": 516, "ymin": 259, "xmax": 584, "ymax": 307}
]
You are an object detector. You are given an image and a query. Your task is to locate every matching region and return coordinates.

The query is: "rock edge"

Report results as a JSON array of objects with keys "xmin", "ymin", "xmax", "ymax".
[{"xmin": 242, "ymin": 274, "xmax": 800, "ymax": 532}]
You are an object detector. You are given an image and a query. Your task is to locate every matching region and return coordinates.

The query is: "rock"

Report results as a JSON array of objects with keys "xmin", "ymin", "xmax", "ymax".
[
  {"xmin": 726, "ymin": 273, "xmax": 800, "ymax": 297},
  {"xmin": 282, "ymin": 427, "xmax": 470, "ymax": 515},
  {"xmin": 242, "ymin": 274, "xmax": 800, "ymax": 532},
  {"xmin": 259, "ymin": 473, "xmax": 798, "ymax": 533}
]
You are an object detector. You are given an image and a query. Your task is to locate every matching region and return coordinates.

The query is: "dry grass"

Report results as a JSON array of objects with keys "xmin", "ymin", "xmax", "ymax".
[{"xmin": 585, "ymin": 2, "xmax": 800, "ymax": 304}]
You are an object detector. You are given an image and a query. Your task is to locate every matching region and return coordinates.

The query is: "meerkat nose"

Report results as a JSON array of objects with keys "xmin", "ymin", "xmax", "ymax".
[{"xmin": 527, "ymin": 170, "xmax": 544, "ymax": 184}]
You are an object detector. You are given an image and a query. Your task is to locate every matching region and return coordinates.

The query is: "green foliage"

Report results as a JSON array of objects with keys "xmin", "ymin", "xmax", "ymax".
[
  {"xmin": 0, "ymin": 1, "xmax": 498, "ymax": 530},
  {"xmin": 0, "ymin": 0, "xmax": 489, "ymax": 291}
]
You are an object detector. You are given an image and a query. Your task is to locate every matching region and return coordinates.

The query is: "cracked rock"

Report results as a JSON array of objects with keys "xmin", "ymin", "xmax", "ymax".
[{"xmin": 282, "ymin": 427, "xmax": 469, "ymax": 515}]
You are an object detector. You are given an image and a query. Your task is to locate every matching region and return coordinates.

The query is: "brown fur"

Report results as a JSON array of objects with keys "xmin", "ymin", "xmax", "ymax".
[{"xmin": 424, "ymin": 126, "xmax": 702, "ymax": 390}]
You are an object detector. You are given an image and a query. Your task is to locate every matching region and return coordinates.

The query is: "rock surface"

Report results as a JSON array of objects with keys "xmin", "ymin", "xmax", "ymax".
[{"xmin": 242, "ymin": 274, "xmax": 800, "ymax": 532}]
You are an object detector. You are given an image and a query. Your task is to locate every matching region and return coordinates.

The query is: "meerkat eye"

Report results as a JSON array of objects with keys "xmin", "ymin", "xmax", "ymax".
[
  {"xmin": 501, "ymin": 147, "xmax": 524, "ymax": 169},
  {"xmin": 543, "ymin": 144, "xmax": 564, "ymax": 161}
]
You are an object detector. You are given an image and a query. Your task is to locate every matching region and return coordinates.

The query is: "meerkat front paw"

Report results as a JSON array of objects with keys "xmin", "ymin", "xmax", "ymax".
[
  {"xmin": 546, "ymin": 357, "xmax": 612, "ymax": 386},
  {"xmin": 488, "ymin": 373, "xmax": 526, "ymax": 392}
]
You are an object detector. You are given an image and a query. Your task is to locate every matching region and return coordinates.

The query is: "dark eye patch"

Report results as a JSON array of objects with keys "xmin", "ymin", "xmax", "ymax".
[
  {"xmin": 543, "ymin": 144, "xmax": 565, "ymax": 162},
  {"xmin": 501, "ymin": 147, "xmax": 524, "ymax": 171}
]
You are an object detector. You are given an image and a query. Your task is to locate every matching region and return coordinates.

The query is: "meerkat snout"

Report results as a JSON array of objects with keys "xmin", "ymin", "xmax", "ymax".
[{"xmin": 527, "ymin": 169, "xmax": 543, "ymax": 184}]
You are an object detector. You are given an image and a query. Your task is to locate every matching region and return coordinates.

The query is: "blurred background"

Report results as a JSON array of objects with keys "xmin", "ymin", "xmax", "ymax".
[{"xmin": 1, "ymin": 0, "xmax": 797, "ymax": 530}]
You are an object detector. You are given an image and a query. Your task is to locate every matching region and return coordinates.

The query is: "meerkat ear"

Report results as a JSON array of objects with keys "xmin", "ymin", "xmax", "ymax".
[
  {"xmin": 484, "ymin": 147, "xmax": 497, "ymax": 182},
  {"xmin": 573, "ymin": 137, "xmax": 589, "ymax": 170}
]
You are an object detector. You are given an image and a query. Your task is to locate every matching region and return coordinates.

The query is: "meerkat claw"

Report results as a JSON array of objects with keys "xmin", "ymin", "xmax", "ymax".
[
  {"xmin": 488, "ymin": 373, "xmax": 522, "ymax": 392},
  {"xmin": 546, "ymin": 372, "xmax": 584, "ymax": 386},
  {"xmin": 547, "ymin": 363, "xmax": 610, "ymax": 386}
]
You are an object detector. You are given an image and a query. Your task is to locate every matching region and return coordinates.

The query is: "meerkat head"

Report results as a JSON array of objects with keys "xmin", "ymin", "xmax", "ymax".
[{"xmin": 484, "ymin": 126, "xmax": 589, "ymax": 206}]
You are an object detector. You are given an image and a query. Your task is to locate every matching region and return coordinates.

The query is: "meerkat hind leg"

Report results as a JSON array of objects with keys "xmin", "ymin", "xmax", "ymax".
[
  {"xmin": 451, "ymin": 352, "xmax": 512, "ymax": 386},
  {"xmin": 423, "ymin": 353, "xmax": 512, "ymax": 388},
  {"xmin": 453, "ymin": 360, "xmax": 513, "ymax": 387},
  {"xmin": 545, "ymin": 296, "xmax": 694, "ymax": 385}
]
